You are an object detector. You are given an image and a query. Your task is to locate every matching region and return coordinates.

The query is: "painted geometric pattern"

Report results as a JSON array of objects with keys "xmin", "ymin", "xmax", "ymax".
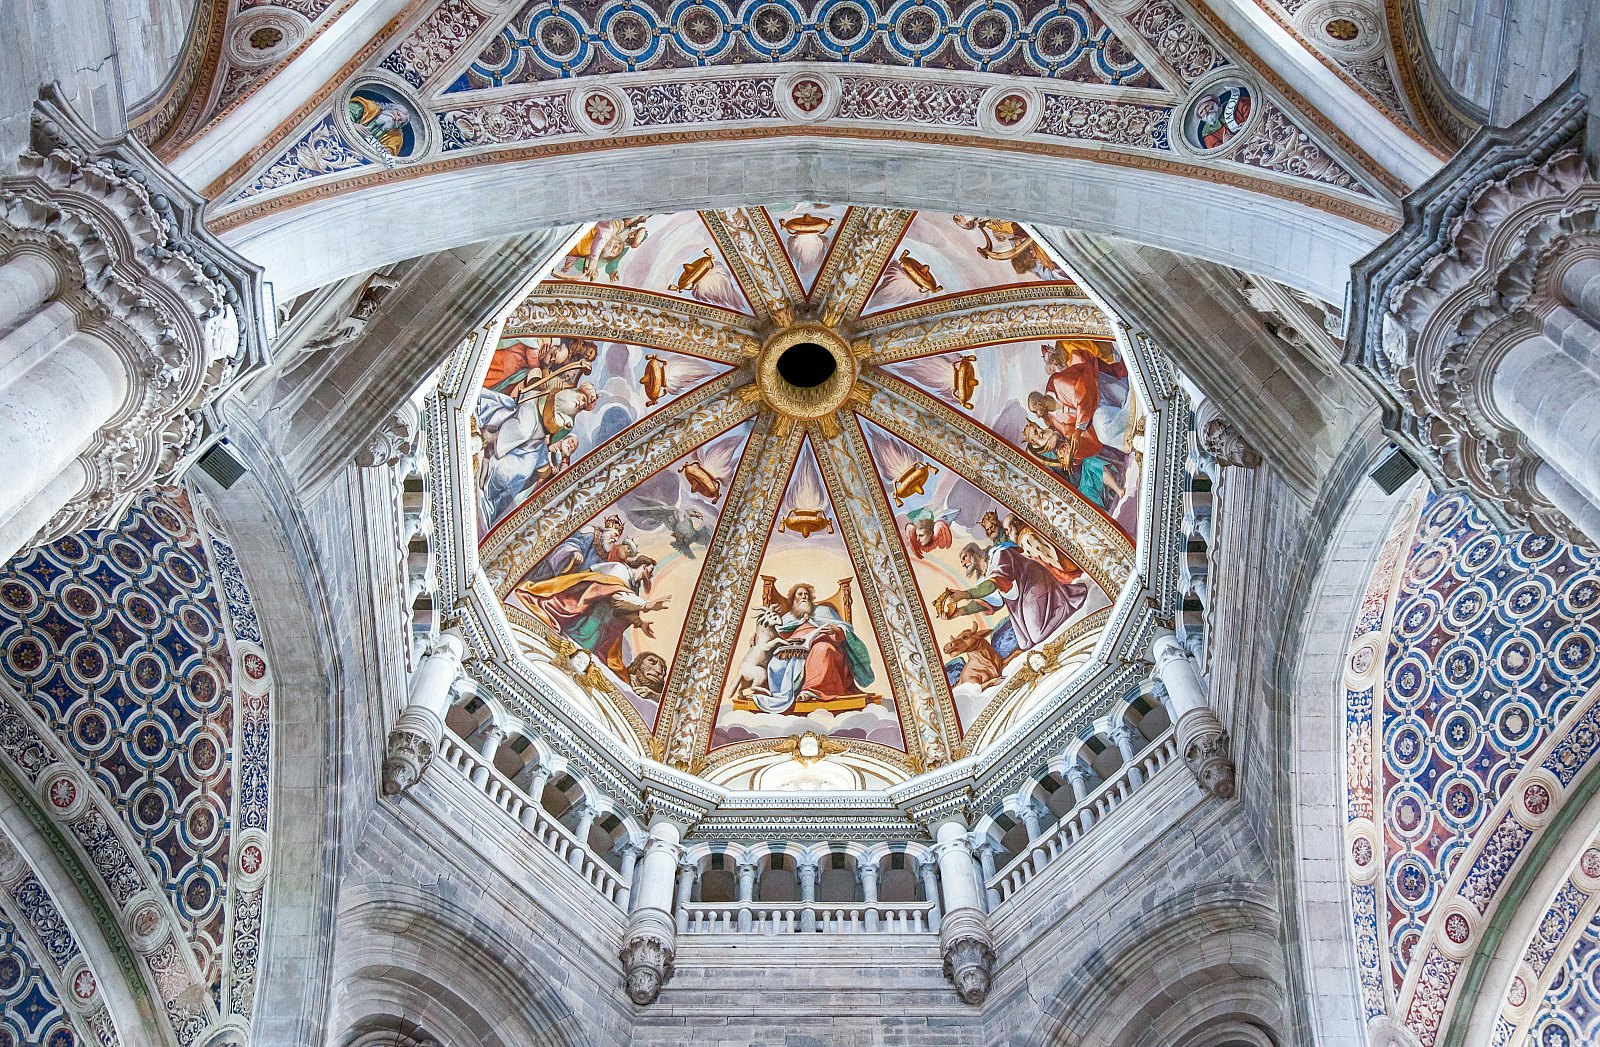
[
  {"xmin": 1346, "ymin": 490, "xmax": 1600, "ymax": 1031},
  {"xmin": 445, "ymin": 0, "xmax": 1160, "ymax": 91},
  {"xmin": 1527, "ymin": 910, "xmax": 1600, "ymax": 1047},
  {"xmin": 0, "ymin": 912, "xmax": 76, "ymax": 1047},
  {"xmin": 0, "ymin": 487, "xmax": 271, "ymax": 1013}
]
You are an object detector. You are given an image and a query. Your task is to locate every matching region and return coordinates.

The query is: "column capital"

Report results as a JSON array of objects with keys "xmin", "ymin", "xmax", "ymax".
[
  {"xmin": 1346, "ymin": 83, "xmax": 1599, "ymax": 545},
  {"xmin": 0, "ymin": 95, "xmax": 268, "ymax": 553}
]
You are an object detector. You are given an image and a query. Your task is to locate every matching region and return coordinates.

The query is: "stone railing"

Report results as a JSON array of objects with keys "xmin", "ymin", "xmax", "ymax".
[
  {"xmin": 679, "ymin": 900, "xmax": 939, "ymax": 935},
  {"xmin": 988, "ymin": 729, "xmax": 1180, "ymax": 904},
  {"xmin": 435, "ymin": 735, "xmax": 629, "ymax": 907}
]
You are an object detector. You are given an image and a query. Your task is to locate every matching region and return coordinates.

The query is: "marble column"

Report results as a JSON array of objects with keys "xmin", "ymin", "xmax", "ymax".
[
  {"xmin": 616, "ymin": 843, "xmax": 641, "ymax": 911},
  {"xmin": 975, "ymin": 843, "xmax": 1000, "ymax": 911},
  {"xmin": 570, "ymin": 805, "xmax": 599, "ymax": 869},
  {"xmin": 382, "ymin": 632, "xmax": 466, "ymax": 796},
  {"xmin": 1150, "ymin": 628, "xmax": 1235, "ymax": 798},
  {"xmin": 1108, "ymin": 721, "xmax": 1145, "ymax": 788},
  {"xmin": 515, "ymin": 762, "xmax": 552, "ymax": 809},
  {"xmin": 931, "ymin": 818, "xmax": 994, "ymax": 1004},
  {"xmin": 673, "ymin": 860, "xmax": 697, "ymax": 932},
  {"xmin": 859, "ymin": 861, "xmax": 880, "ymax": 931},
  {"xmin": 1017, "ymin": 802, "xmax": 1043, "ymax": 842},
  {"xmin": 620, "ymin": 815, "xmax": 683, "ymax": 1004},
  {"xmin": 0, "ymin": 334, "xmax": 127, "ymax": 557},
  {"xmin": 917, "ymin": 857, "xmax": 942, "ymax": 932},
  {"xmin": 797, "ymin": 859, "xmax": 818, "ymax": 932},
  {"xmin": 469, "ymin": 722, "xmax": 505, "ymax": 788},
  {"xmin": 736, "ymin": 860, "xmax": 758, "ymax": 932},
  {"xmin": 1065, "ymin": 763, "xmax": 1096, "ymax": 830}
]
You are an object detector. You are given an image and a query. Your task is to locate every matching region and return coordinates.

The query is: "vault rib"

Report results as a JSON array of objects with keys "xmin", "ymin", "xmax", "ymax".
[
  {"xmin": 855, "ymin": 300, "xmax": 1116, "ymax": 363},
  {"xmin": 506, "ymin": 285, "xmax": 762, "ymax": 363},
  {"xmin": 813, "ymin": 207, "xmax": 913, "ymax": 328},
  {"xmin": 656, "ymin": 417, "xmax": 807, "ymax": 770},
  {"xmin": 705, "ymin": 207, "xmax": 802, "ymax": 325},
  {"xmin": 858, "ymin": 371, "xmax": 1136, "ymax": 598},
  {"xmin": 480, "ymin": 373, "xmax": 759, "ymax": 584},
  {"xmin": 811, "ymin": 415, "xmax": 963, "ymax": 770}
]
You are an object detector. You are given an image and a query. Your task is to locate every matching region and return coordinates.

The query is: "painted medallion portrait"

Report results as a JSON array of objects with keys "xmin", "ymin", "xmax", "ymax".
[
  {"xmin": 346, "ymin": 84, "xmax": 421, "ymax": 159},
  {"xmin": 1182, "ymin": 82, "xmax": 1254, "ymax": 152}
]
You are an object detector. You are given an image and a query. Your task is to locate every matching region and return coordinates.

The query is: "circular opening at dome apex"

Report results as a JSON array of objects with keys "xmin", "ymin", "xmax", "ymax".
[{"xmin": 776, "ymin": 342, "xmax": 837, "ymax": 388}]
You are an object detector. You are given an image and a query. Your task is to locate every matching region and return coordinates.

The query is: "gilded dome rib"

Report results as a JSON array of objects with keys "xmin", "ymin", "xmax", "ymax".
[
  {"xmin": 812, "ymin": 414, "xmax": 963, "ymax": 770},
  {"xmin": 656, "ymin": 417, "xmax": 805, "ymax": 770}
]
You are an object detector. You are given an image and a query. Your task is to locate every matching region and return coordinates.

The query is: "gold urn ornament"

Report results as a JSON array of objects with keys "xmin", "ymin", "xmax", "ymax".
[
  {"xmin": 951, "ymin": 354, "xmax": 980, "ymax": 410},
  {"xmin": 680, "ymin": 459, "xmax": 722, "ymax": 501},
  {"xmin": 893, "ymin": 461, "xmax": 940, "ymax": 507},
  {"xmin": 640, "ymin": 354, "xmax": 668, "ymax": 406},
  {"xmin": 898, "ymin": 251, "xmax": 943, "ymax": 294},
  {"xmin": 779, "ymin": 507, "xmax": 834, "ymax": 538},
  {"xmin": 780, "ymin": 213, "xmax": 835, "ymax": 237},
  {"xmin": 668, "ymin": 248, "xmax": 716, "ymax": 292}
]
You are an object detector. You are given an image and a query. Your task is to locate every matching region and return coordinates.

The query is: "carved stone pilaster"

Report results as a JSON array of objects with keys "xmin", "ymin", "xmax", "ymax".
[
  {"xmin": 1176, "ymin": 708, "xmax": 1235, "ymax": 799},
  {"xmin": 0, "ymin": 92, "xmax": 265, "ymax": 547},
  {"xmin": 619, "ymin": 906, "xmax": 677, "ymax": 1005},
  {"xmin": 1192, "ymin": 400, "xmax": 1262, "ymax": 469},
  {"xmin": 939, "ymin": 906, "xmax": 995, "ymax": 1005}
]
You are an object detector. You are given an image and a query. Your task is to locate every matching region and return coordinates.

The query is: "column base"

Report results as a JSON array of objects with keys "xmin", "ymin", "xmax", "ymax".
[
  {"xmin": 1177, "ymin": 707, "xmax": 1236, "ymax": 799},
  {"xmin": 619, "ymin": 907, "xmax": 677, "ymax": 1005},
  {"xmin": 939, "ymin": 906, "xmax": 995, "ymax": 1005},
  {"xmin": 382, "ymin": 706, "xmax": 444, "ymax": 796}
]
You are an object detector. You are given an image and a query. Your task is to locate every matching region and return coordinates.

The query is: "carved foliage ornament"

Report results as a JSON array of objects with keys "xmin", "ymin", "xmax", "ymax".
[
  {"xmin": 1374, "ymin": 148, "xmax": 1595, "ymax": 543},
  {"xmin": 1, "ymin": 106, "xmax": 257, "ymax": 546}
]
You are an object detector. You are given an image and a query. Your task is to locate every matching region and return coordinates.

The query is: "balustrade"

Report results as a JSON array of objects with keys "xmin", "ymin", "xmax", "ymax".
[
  {"xmin": 428, "ymin": 725, "xmax": 1179, "ymax": 926},
  {"xmin": 679, "ymin": 900, "xmax": 938, "ymax": 935},
  {"xmin": 435, "ymin": 735, "xmax": 628, "ymax": 906},
  {"xmin": 987, "ymin": 729, "xmax": 1179, "ymax": 904}
]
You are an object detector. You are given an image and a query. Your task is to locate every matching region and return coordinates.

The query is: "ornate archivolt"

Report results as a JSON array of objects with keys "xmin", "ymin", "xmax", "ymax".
[{"xmin": 185, "ymin": 0, "xmax": 1408, "ymax": 242}]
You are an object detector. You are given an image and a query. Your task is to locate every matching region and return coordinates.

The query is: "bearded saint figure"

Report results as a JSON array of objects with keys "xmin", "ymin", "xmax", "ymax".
[
  {"xmin": 516, "ymin": 557, "xmax": 669, "ymax": 675},
  {"xmin": 936, "ymin": 515, "xmax": 1086, "ymax": 650},
  {"xmin": 765, "ymin": 584, "xmax": 874, "ymax": 707}
]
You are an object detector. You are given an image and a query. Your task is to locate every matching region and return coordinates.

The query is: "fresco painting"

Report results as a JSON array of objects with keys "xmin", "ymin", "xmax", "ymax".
[
  {"xmin": 859, "ymin": 420, "xmax": 1111, "ymax": 729},
  {"xmin": 347, "ymin": 84, "xmax": 420, "ymax": 158},
  {"xmin": 474, "ymin": 335, "xmax": 731, "ymax": 535},
  {"xmin": 710, "ymin": 440, "xmax": 903, "ymax": 751},
  {"xmin": 880, "ymin": 337, "xmax": 1142, "ymax": 536},
  {"xmin": 860, "ymin": 212, "xmax": 1071, "ymax": 316},
  {"xmin": 1183, "ymin": 83, "xmax": 1253, "ymax": 151},
  {"xmin": 549, "ymin": 212, "xmax": 753, "ymax": 314},
  {"xmin": 507, "ymin": 422, "xmax": 755, "ymax": 728},
  {"xmin": 761, "ymin": 202, "xmax": 848, "ymax": 296}
]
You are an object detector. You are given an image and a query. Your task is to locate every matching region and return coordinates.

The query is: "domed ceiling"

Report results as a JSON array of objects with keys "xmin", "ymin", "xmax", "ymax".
[{"xmin": 468, "ymin": 206, "xmax": 1146, "ymax": 787}]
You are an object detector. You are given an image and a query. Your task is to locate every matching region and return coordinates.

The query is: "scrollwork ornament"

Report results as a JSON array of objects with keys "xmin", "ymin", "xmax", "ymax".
[
  {"xmin": 619, "ymin": 907, "xmax": 677, "ymax": 1005},
  {"xmin": 939, "ymin": 907, "xmax": 995, "ymax": 1004},
  {"xmin": 1363, "ymin": 141, "xmax": 1598, "ymax": 545},
  {"xmin": 2, "ymin": 101, "xmax": 258, "ymax": 549}
]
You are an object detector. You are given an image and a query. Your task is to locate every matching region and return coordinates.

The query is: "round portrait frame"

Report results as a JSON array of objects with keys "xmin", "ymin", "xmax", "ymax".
[
  {"xmin": 1171, "ymin": 70, "xmax": 1263, "ymax": 161},
  {"xmin": 337, "ymin": 73, "xmax": 437, "ymax": 167}
]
